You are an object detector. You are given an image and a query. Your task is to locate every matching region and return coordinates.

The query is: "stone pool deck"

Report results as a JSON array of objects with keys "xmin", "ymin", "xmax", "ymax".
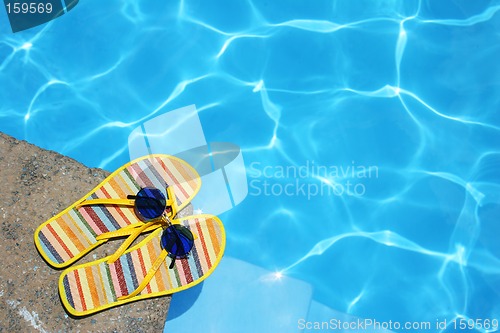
[{"xmin": 0, "ymin": 133, "xmax": 170, "ymax": 332}]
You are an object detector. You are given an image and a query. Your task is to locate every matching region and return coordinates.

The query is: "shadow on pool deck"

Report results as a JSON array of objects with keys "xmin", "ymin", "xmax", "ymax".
[{"xmin": 0, "ymin": 132, "xmax": 170, "ymax": 333}]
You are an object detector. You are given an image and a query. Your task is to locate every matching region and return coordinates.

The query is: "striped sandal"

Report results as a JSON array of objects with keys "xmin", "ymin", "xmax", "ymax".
[
  {"xmin": 34, "ymin": 155, "xmax": 201, "ymax": 268},
  {"xmin": 59, "ymin": 214, "xmax": 225, "ymax": 316}
]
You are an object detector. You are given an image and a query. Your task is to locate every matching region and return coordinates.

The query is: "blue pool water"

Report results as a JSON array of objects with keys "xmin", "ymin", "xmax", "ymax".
[{"xmin": 1, "ymin": 0, "xmax": 500, "ymax": 331}]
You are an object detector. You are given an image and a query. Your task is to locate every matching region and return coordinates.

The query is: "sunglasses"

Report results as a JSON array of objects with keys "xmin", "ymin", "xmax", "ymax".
[
  {"xmin": 162, "ymin": 224, "xmax": 195, "ymax": 269},
  {"xmin": 77, "ymin": 186, "xmax": 195, "ymax": 266},
  {"xmin": 78, "ymin": 186, "xmax": 177, "ymax": 220},
  {"xmin": 126, "ymin": 187, "xmax": 168, "ymax": 221}
]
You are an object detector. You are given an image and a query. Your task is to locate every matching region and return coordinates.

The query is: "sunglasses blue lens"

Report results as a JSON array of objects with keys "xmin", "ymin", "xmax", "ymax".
[
  {"xmin": 134, "ymin": 188, "xmax": 166, "ymax": 221},
  {"xmin": 161, "ymin": 225, "xmax": 194, "ymax": 257}
]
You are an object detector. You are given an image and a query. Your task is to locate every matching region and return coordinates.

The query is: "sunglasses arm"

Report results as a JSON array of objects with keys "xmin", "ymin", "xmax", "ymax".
[{"xmin": 76, "ymin": 198, "xmax": 135, "ymax": 209}]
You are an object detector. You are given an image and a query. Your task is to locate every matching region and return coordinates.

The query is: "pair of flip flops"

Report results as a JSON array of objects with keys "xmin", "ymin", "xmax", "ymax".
[{"xmin": 34, "ymin": 155, "xmax": 226, "ymax": 316}]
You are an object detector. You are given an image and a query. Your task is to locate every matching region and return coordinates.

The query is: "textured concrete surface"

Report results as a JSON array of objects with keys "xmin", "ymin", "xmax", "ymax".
[{"xmin": 0, "ymin": 132, "xmax": 176, "ymax": 333}]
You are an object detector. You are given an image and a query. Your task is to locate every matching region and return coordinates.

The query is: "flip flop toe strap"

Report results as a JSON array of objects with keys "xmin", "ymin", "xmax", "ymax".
[{"xmin": 117, "ymin": 250, "xmax": 169, "ymax": 300}]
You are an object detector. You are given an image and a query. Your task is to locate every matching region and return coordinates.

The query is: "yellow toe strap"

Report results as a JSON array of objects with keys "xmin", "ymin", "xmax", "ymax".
[
  {"xmin": 76, "ymin": 198, "xmax": 135, "ymax": 209},
  {"xmin": 105, "ymin": 223, "xmax": 154, "ymax": 264},
  {"xmin": 95, "ymin": 223, "xmax": 156, "ymax": 241},
  {"xmin": 117, "ymin": 250, "xmax": 169, "ymax": 300}
]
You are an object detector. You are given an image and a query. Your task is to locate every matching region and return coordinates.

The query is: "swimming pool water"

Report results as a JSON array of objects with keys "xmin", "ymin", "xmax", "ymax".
[{"xmin": 1, "ymin": 0, "xmax": 500, "ymax": 331}]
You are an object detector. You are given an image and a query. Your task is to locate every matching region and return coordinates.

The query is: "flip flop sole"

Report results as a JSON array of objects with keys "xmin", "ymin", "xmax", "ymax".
[
  {"xmin": 59, "ymin": 214, "xmax": 225, "ymax": 316},
  {"xmin": 34, "ymin": 155, "xmax": 201, "ymax": 268}
]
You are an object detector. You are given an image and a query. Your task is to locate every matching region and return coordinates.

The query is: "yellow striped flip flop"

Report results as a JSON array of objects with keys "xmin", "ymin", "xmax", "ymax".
[
  {"xmin": 59, "ymin": 214, "xmax": 225, "ymax": 316},
  {"xmin": 34, "ymin": 155, "xmax": 201, "ymax": 268}
]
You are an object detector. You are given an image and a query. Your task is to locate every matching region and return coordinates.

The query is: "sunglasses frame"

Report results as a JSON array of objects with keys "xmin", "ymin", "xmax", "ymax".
[
  {"xmin": 76, "ymin": 185, "xmax": 178, "ymax": 221},
  {"xmin": 76, "ymin": 185, "xmax": 197, "ymax": 268},
  {"xmin": 161, "ymin": 224, "xmax": 195, "ymax": 258},
  {"xmin": 128, "ymin": 187, "xmax": 167, "ymax": 221}
]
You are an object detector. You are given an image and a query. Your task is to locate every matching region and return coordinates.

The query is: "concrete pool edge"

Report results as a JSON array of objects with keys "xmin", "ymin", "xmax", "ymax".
[{"xmin": 0, "ymin": 132, "xmax": 170, "ymax": 332}]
